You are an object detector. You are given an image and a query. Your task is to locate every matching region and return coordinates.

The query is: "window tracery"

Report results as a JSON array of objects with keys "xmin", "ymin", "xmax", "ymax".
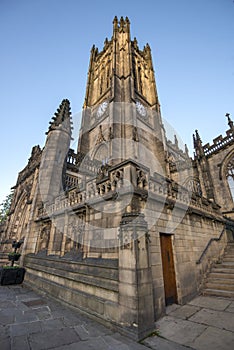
[
  {"xmin": 225, "ymin": 156, "xmax": 234, "ymax": 200},
  {"xmin": 226, "ymin": 156, "xmax": 234, "ymax": 179}
]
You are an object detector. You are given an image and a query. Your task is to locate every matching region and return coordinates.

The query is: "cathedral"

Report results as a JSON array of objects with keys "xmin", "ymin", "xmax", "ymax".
[{"xmin": 1, "ymin": 17, "xmax": 234, "ymax": 340}]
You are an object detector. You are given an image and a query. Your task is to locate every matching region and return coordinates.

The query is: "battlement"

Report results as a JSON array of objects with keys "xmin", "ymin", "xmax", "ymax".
[{"xmin": 203, "ymin": 129, "xmax": 234, "ymax": 157}]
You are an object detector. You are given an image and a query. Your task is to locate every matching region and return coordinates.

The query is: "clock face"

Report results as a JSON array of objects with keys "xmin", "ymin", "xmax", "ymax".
[
  {"xmin": 136, "ymin": 101, "xmax": 147, "ymax": 118},
  {"xmin": 97, "ymin": 101, "xmax": 108, "ymax": 118}
]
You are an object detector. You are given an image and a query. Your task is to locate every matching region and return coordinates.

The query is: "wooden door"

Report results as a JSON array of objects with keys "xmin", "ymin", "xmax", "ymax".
[{"xmin": 160, "ymin": 234, "xmax": 177, "ymax": 305}]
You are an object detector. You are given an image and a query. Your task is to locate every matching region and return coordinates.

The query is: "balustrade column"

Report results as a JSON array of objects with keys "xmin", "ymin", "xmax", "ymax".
[
  {"xmin": 47, "ymin": 221, "xmax": 56, "ymax": 255},
  {"xmin": 60, "ymin": 211, "xmax": 69, "ymax": 256}
]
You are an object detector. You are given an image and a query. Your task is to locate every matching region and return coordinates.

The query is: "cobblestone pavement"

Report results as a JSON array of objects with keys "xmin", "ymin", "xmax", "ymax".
[{"xmin": 1, "ymin": 284, "xmax": 234, "ymax": 349}]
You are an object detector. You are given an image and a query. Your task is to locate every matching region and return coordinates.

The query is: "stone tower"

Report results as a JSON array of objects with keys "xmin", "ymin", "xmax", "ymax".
[{"xmin": 78, "ymin": 16, "xmax": 166, "ymax": 175}]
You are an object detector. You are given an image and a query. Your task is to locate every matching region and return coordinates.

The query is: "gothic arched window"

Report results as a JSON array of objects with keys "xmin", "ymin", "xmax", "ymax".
[
  {"xmin": 138, "ymin": 66, "xmax": 143, "ymax": 94},
  {"xmin": 226, "ymin": 156, "xmax": 234, "ymax": 200},
  {"xmin": 93, "ymin": 144, "xmax": 108, "ymax": 164},
  {"xmin": 99, "ymin": 75, "xmax": 103, "ymax": 95}
]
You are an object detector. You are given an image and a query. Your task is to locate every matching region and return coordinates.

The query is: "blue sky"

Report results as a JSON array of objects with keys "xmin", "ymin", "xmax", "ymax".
[{"xmin": 0, "ymin": 0, "xmax": 233, "ymax": 203}]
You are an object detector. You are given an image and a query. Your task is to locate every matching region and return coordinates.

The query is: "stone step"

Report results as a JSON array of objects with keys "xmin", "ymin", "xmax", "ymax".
[
  {"xmin": 225, "ymin": 250, "xmax": 234, "ymax": 255},
  {"xmin": 209, "ymin": 272, "xmax": 234, "ymax": 279},
  {"xmin": 223, "ymin": 257, "xmax": 234, "ymax": 262},
  {"xmin": 221, "ymin": 262, "xmax": 234, "ymax": 267},
  {"xmin": 206, "ymin": 277, "xmax": 234, "ymax": 285},
  {"xmin": 203, "ymin": 288, "xmax": 234, "ymax": 298},
  {"xmin": 212, "ymin": 268, "xmax": 234, "ymax": 275},
  {"xmin": 224, "ymin": 251, "xmax": 234, "ymax": 255},
  {"xmin": 213, "ymin": 263, "xmax": 234, "ymax": 270},
  {"xmin": 0, "ymin": 260, "xmax": 8, "ymax": 265},
  {"xmin": 206, "ymin": 282, "xmax": 234, "ymax": 292}
]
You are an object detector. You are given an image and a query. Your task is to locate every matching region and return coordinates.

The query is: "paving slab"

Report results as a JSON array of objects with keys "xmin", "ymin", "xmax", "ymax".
[
  {"xmin": 15, "ymin": 299, "xmax": 31, "ymax": 311},
  {"xmin": 165, "ymin": 304, "xmax": 181, "ymax": 314},
  {"xmin": 15, "ymin": 309, "xmax": 39, "ymax": 323},
  {"xmin": 167, "ymin": 304, "xmax": 200, "ymax": 320},
  {"xmin": 226, "ymin": 301, "xmax": 234, "ymax": 313},
  {"xmin": 155, "ymin": 316, "xmax": 207, "ymax": 346},
  {"xmin": 34, "ymin": 306, "xmax": 52, "ymax": 320},
  {"xmin": 1, "ymin": 336, "xmax": 11, "ymax": 350},
  {"xmin": 9, "ymin": 320, "xmax": 42, "ymax": 337},
  {"xmin": 189, "ymin": 308, "xmax": 234, "ymax": 332},
  {"xmin": 188, "ymin": 295, "xmax": 232, "ymax": 311},
  {"xmin": 143, "ymin": 336, "xmax": 195, "ymax": 350},
  {"xmin": 11, "ymin": 334, "xmax": 31, "ymax": 350},
  {"xmin": 16, "ymin": 294, "xmax": 41, "ymax": 302},
  {"xmin": 0, "ymin": 300, "xmax": 16, "ymax": 309},
  {"xmin": 40, "ymin": 318, "xmax": 64, "ymax": 332},
  {"xmin": 28, "ymin": 327, "xmax": 81, "ymax": 350},
  {"xmin": 52, "ymin": 341, "xmax": 96, "ymax": 350},
  {"xmin": 0, "ymin": 309, "xmax": 15, "ymax": 325},
  {"xmin": 0, "ymin": 324, "xmax": 9, "ymax": 337},
  {"xmin": 110, "ymin": 332, "xmax": 154, "ymax": 349},
  {"xmin": 74, "ymin": 324, "xmax": 90, "ymax": 340},
  {"xmin": 190, "ymin": 326, "xmax": 234, "ymax": 350}
]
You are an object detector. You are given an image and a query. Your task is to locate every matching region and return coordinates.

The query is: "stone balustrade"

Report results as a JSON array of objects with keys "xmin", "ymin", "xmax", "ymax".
[{"xmin": 37, "ymin": 166, "xmax": 221, "ymax": 220}]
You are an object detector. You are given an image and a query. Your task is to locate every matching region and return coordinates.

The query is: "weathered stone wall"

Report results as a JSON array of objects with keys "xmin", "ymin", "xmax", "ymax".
[
  {"xmin": 206, "ymin": 143, "xmax": 234, "ymax": 213},
  {"xmin": 144, "ymin": 193, "xmax": 226, "ymax": 319},
  {"xmin": 24, "ymin": 255, "xmax": 120, "ymax": 327},
  {"xmin": 1, "ymin": 146, "xmax": 41, "ymax": 253}
]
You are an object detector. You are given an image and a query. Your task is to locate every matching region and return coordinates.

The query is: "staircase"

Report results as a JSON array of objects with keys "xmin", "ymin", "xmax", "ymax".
[
  {"xmin": 0, "ymin": 252, "xmax": 8, "ymax": 265},
  {"xmin": 203, "ymin": 242, "xmax": 234, "ymax": 298}
]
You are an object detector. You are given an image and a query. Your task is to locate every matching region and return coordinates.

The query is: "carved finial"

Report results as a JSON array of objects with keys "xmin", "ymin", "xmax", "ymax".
[
  {"xmin": 174, "ymin": 134, "xmax": 178, "ymax": 148},
  {"xmin": 195, "ymin": 129, "xmax": 201, "ymax": 141},
  {"xmin": 133, "ymin": 37, "xmax": 138, "ymax": 49},
  {"xmin": 104, "ymin": 37, "xmax": 108, "ymax": 49},
  {"xmin": 146, "ymin": 43, "xmax": 151, "ymax": 50},
  {"xmin": 185, "ymin": 144, "xmax": 189, "ymax": 156},
  {"xmin": 194, "ymin": 129, "xmax": 204, "ymax": 157},
  {"xmin": 193, "ymin": 134, "xmax": 196, "ymax": 148},
  {"xmin": 46, "ymin": 99, "xmax": 72, "ymax": 135},
  {"xmin": 125, "ymin": 16, "xmax": 130, "ymax": 34},
  {"xmin": 113, "ymin": 16, "xmax": 118, "ymax": 32},
  {"xmin": 226, "ymin": 113, "xmax": 233, "ymax": 129},
  {"xmin": 143, "ymin": 43, "xmax": 151, "ymax": 54}
]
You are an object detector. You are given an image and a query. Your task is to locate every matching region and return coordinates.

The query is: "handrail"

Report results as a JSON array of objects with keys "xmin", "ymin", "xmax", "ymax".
[
  {"xmin": 0, "ymin": 239, "xmax": 13, "ymax": 245},
  {"xmin": 196, "ymin": 228, "xmax": 226, "ymax": 264}
]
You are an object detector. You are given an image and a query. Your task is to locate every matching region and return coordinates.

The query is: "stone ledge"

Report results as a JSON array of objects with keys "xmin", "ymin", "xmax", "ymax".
[
  {"xmin": 24, "ymin": 255, "xmax": 118, "ymax": 280},
  {"xmin": 24, "ymin": 261, "xmax": 119, "ymax": 293}
]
